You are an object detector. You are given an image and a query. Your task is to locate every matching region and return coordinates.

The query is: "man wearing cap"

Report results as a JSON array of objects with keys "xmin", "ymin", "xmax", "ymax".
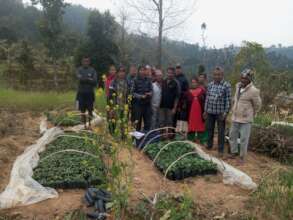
[{"xmin": 229, "ymin": 69, "xmax": 262, "ymax": 164}]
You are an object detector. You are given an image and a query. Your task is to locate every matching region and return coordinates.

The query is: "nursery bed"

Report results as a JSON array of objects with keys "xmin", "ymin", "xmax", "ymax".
[
  {"xmin": 144, "ymin": 141, "xmax": 217, "ymax": 180},
  {"xmin": 33, "ymin": 132, "xmax": 105, "ymax": 189}
]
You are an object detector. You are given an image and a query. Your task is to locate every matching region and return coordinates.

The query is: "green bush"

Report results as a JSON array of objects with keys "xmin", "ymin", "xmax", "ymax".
[
  {"xmin": 271, "ymin": 124, "xmax": 293, "ymax": 136},
  {"xmin": 254, "ymin": 113, "xmax": 273, "ymax": 127}
]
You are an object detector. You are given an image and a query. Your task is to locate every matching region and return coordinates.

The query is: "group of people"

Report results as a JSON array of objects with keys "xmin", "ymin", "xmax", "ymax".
[{"xmin": 76, "ymin": 57, "xmax": 262, "ymax": 164}]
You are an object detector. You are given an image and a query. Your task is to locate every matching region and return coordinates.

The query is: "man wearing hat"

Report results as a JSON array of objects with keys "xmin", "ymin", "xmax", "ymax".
[{"xmin": 229, "ymin": 69, "xmax": 262, "ymax": 164}]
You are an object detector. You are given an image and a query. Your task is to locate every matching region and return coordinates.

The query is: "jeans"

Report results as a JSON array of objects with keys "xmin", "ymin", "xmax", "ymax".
[
  {"xmin": 159, "ymin": 108, "xmax": 174, "ymax": 128},
  {"xmin": 133, "ymin": 103, "xmax": 152, "ymax": 131},
  {"xmin": 229, "ymin": 122, "xmax": 252, "ymax": 158},
  {"xmin": 207, "ymin": 114, "xmax": 226, "ymax": 153}
]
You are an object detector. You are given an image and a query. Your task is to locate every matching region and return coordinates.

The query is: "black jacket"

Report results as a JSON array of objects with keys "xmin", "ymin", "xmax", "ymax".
[
  {"xmin": 176, "ymin": 73, "xmax": 189, "ymax": 94},
  {"xmin": 160, "ymin": 79, "xmax": 180, "ymax": 109},
  {"xmin": 132, "ymin": 76, "xmax": 153, "ymax": 105},
  {"xmin": 176, "ymin": 73, "xmax": 190, "ymax": 121}
]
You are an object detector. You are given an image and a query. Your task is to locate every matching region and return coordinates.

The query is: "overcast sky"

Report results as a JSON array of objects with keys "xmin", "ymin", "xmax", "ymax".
[{"xmin": 29, "ymin": 0, "xmax": 293, "ymax": 48}]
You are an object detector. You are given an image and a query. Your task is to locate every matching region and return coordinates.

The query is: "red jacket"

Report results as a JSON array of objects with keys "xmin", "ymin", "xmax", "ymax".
[{"xmin": 105, "ymin": 74, "xmax": 115, "ymax": 97}]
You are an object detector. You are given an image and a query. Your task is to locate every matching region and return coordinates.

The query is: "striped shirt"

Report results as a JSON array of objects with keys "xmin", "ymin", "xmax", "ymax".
[{"xmin": 204, "ymin": 80, "xmax": 232, "ymax": 114}]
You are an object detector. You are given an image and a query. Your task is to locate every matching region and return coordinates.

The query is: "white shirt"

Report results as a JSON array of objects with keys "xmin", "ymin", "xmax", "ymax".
[{"xmin": 151, "ymin": 82, "xmax": 162, "ymax": 108}]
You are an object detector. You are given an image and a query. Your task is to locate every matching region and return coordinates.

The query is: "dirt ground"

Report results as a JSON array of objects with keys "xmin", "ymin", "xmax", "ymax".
[{"xmin": 0, "ymin": 112, "xmax": 281, "ymax": 219}]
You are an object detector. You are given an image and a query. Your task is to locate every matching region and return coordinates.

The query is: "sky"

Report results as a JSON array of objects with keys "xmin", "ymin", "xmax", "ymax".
[{"xmin": 26, "ymin": 0, "xmax": 293, "ymax": 48}]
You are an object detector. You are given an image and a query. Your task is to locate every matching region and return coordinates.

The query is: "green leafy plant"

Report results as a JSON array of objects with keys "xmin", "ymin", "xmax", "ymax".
[
  {"xmin": 145, "ymin": 142, "xmax": 217, "ymax": 180},
  {"xmin": 33, "ymin": 132, "xmax": 105, "ymax": 188},
  {"xmin": 45, "ymin": 111, "xmax": 81, "ymax": 126},
  {"xmin": 130, "ymin": 193, "xmax": 199, "ymax": 220}
]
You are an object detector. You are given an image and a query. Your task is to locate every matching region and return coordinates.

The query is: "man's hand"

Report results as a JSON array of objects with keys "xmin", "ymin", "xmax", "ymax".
[
  {"xmin": 145, "ymin": 92, "xmax": 152, "ymax": 97},
  {"xmin": 141, "ymin": 95, "xmax": 147, "ymax": 99},
  {"xmin": 171, "ymin": 108, "xmax": 177, "ymax": 115},
  {"xmin": 219, "ymin": 113, "xmax": 227, "ymax": 121},
  {"xmin": 203, "ymin": 112, "xmax": 208, "ymax": 120}
]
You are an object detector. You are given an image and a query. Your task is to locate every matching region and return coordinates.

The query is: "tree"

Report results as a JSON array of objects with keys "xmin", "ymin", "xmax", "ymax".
[
  {"xmin": 125, "ymin": 0, "xmax": 197, "ymax": 68},
  {"xmin": 31, "ymin": 0, "xmax": 68, "ymax": 87},
  {"xmin": 230, "ymin": 41, "xmax": 284, "ymax": 107},
  {"xmin": 75, "ymin": 10, "xmax": 119, "ymax": 84},
  {"xmin": 117, "ymin": 7, "xmax": 131, "ymax": 66}
]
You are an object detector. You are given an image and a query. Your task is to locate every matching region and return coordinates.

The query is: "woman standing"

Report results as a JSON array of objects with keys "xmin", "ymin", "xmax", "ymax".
[
  {"xmin": 105, "ymin": 65, "xmax": 117, "ymax": 99},
  {"xmin": 187, "ymin": 77, "xmax": 207, "ymax": 144}
]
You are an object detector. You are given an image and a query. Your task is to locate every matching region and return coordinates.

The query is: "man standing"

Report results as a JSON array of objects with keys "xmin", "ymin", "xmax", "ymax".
[
  {"xmin": 174, "ymin": 64, "xmax": 189, "ymax": 132},
  {"xmin": 229, "ymin": 69, "xmax": 261, "ymax": 164},
  {"xmin": 76, "ymin": 57, "xmax": 97, "ymax": 129},
  {"xmin": 204, "ymin": 67, "xmax": 231, "ymax": 157},
  {"xmin": 132, "ymin": 66, "xmax": 153, "ymax": 131},
  {"xmin": 160, "ymin": 67, "xmax": 180, "ymax": 130},
  {"xmin": 151, "ymin": 69, "xmax": 163, "ymax": 129}
]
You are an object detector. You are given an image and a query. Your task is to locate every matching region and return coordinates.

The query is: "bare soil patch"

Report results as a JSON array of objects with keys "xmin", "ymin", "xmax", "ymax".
[{"xmin": 0, "ymin": 112, "xmax": 283, "ymax": 219}]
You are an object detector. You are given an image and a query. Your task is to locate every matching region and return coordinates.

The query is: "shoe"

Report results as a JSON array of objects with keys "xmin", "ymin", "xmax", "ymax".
[
  {"xmin": 206, "ymin": 146, "xmax": 213, "ymax": 151},
  {"xmin": 237, "ymin": 159, "xmax": 245, "ymax": 166}
]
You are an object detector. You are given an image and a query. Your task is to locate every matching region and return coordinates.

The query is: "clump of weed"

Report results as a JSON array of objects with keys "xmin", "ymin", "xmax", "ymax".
[{"xmin": 250, "ymin": 167, "xmax": 293, "ymax": 220}]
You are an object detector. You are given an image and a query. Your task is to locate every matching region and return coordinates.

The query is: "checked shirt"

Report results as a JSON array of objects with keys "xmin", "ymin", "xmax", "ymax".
[{"xmin": 204, "ymin": 80, "xmax": 232, "ymax": 115}]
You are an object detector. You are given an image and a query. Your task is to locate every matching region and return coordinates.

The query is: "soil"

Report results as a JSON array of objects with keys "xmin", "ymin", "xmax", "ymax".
[{"xmin": 0, "ymin": 111, "xmax": 282, "ymax": 219}]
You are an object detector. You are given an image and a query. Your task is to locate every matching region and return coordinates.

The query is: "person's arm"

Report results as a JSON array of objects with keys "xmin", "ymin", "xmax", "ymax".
[
  {"xmin": 199, "ymin": 90, "xmax": 206, "ymax": 112},
  {"xmin": 145, "ymin": 80, "xmax": 153, "ymax": 97},
  {"xmin": 132, "ymin": 80, "xmax": 144, "ymax": 99},
  {"xmin": 224, "ymin": 83, "xmax": 232, "ymax": 116},
  {"xmin": 252, "ymin": 89, "xmax": 262, "ymax": 115},
  {"xmin": 76, "ymin": 68, "xmax": 86, "ymax": 83},
  {"xmin": 91, "ymin": 69, "xmax": 98, "ymax": 86},
  {"xmin": 184, "ymin": 77, "xmax": 189, "ymax": 92},
  {"xmin": 172, "ymin": 80, "xmax": 181, "ymax": 113},
  {"xmin": 84, "ymin": 69, "xmax": 97, "ymax": 86},
  {"xmin": 204, "ymin": 85, "xmax": 209, "ymax": 113}
]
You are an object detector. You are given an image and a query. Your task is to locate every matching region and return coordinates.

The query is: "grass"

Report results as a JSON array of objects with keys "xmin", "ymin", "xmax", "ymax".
[
  {"xmin": 0, "ymin": 88, "xmax": 106, "ymax": 112},
  {"xmin": 254, "ymin": 113, "xmax": 273, "ymax": 127},
  {"xmin": 249, "ymin": 167, "xmax": 293, "ymax": 220}
]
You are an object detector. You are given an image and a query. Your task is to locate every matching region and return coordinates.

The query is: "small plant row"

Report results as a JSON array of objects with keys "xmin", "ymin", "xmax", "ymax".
[
  {"xmin": 33, "ymin": 132, "xmax": 106, "ymax": 189},
  {"xmin": 144, "ymin": 141, "xmax": 217, "ymax": 180},
  {"xmin": 45, "ymin": 111, "xmax": 81, "ymax": 126}
]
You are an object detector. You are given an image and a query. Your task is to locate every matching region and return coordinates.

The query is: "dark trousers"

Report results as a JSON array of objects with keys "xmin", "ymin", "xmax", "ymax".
[
  {"xmin": 207, "ymin": 114, "xmax": 226, "ymax": 153},
  {"xmin": 133, "ymin": 103, "xmax": 152, "ymax": 131}
]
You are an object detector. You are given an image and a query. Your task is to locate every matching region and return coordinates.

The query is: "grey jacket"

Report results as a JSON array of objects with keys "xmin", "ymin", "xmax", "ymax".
[
  {"xmin": 76, "ymin": 66, "xmax": 97, "ymax": 93},
  {"xmin": 231, "ymin": 82, "xmax": 262, "ymax": 123}
]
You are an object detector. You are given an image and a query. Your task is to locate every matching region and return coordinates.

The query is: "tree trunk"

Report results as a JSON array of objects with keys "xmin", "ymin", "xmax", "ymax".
[
  {"xmin": 121, "ymin": 15, "xmax": 127, "ymax": 65},
  {"xmin": 53, "ymin": 60, "xmax": 58, "ymax": 89},
  {"xmin": 157, "ymin": 0, "xmax": 163, "ymax": 69}
]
